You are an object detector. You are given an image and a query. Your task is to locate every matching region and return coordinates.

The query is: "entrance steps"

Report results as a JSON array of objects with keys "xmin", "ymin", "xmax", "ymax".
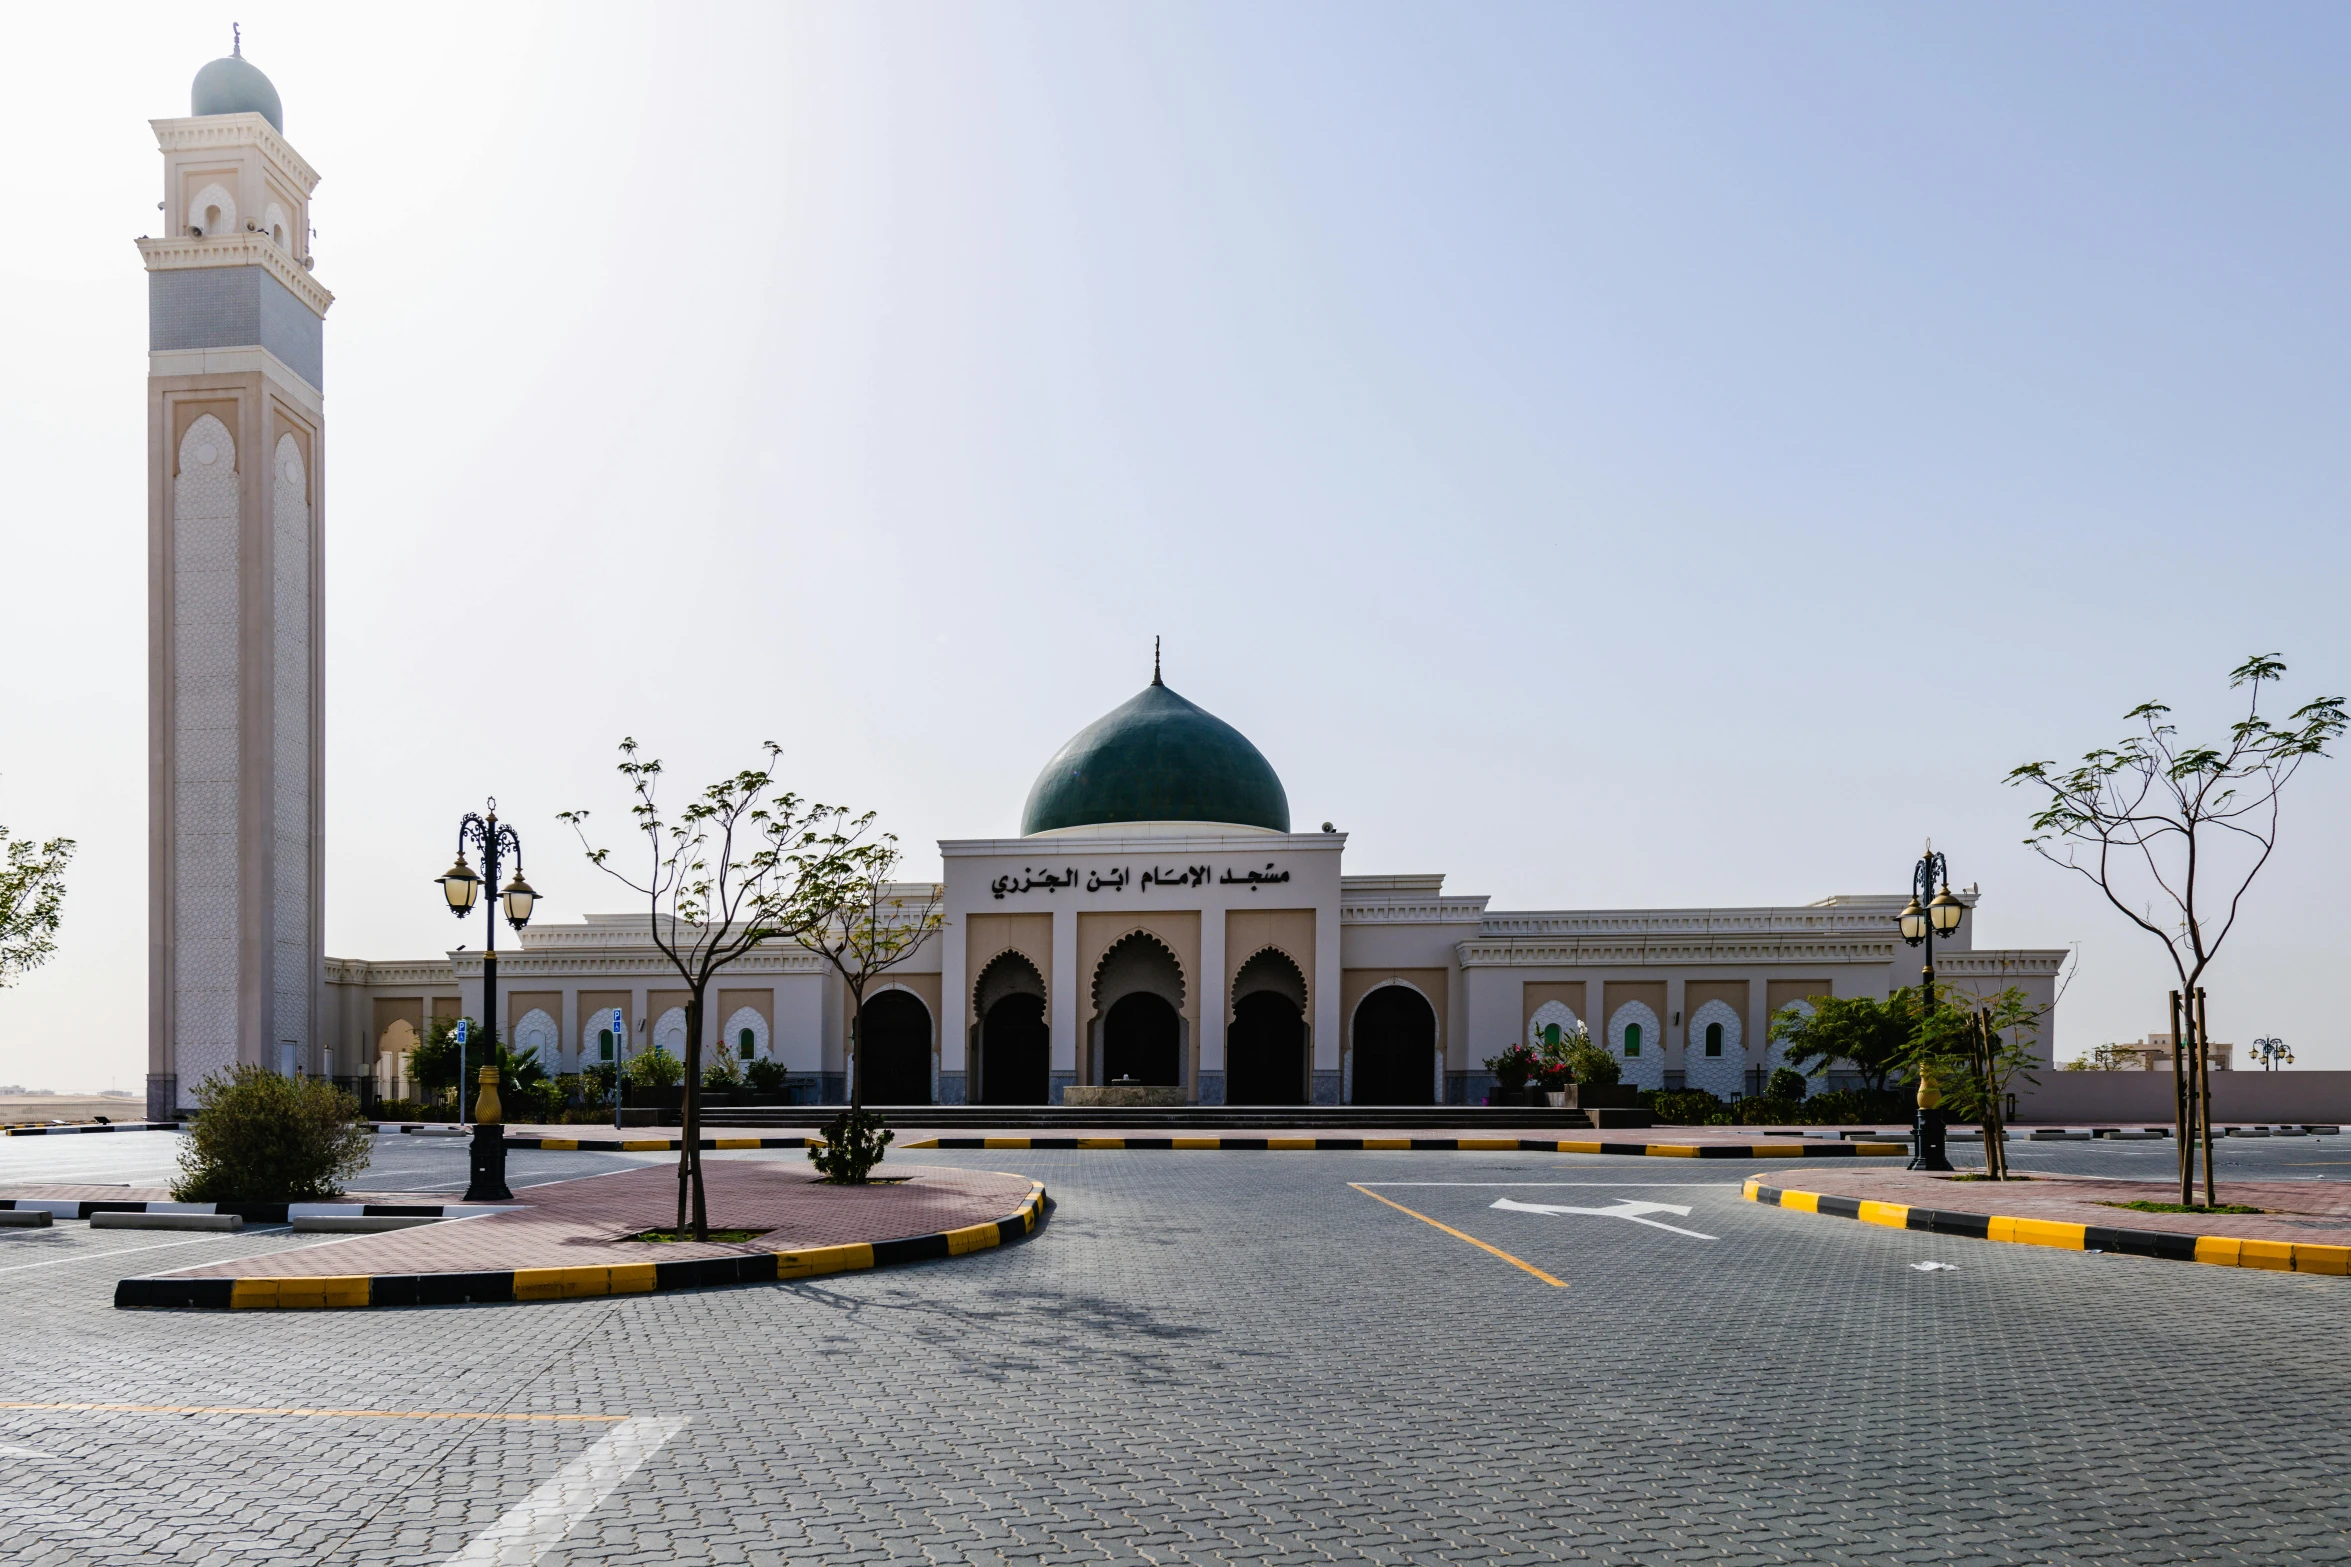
[{"xmin": 700, "ymin": 1104, "xmax": 1631, "ymax": 1131}]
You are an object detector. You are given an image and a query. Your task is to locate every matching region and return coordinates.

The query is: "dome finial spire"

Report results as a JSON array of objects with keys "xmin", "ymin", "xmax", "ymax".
[
  {"xmin": 1152, "ymin": 636, "xmax": 1162, "ymax": 687},
  {"xmin": 233, "ymin": 21, "xmax": 242, "ymax": 57}
]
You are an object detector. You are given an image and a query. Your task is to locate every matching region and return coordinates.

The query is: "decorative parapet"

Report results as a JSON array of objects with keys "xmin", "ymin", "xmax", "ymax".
[
  {"xmin": 137, "ymin": 232, "xmax": 334, "ymax": 317},
  {"xmin": 151, "ymin": 113, "xmax": 322, "ymax": 193}
]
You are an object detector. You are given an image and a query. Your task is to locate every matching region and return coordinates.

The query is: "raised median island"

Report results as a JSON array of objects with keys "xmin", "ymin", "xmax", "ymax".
[{"xmin": 114, "ymin": 1160, "xmax": 1046, "ymax": 1310}]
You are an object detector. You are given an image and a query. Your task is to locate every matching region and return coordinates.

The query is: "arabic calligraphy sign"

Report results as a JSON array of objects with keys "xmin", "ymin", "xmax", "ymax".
[{"xmin": 987, "ymin": 862, "xmax": 1294, "ymax": 900}]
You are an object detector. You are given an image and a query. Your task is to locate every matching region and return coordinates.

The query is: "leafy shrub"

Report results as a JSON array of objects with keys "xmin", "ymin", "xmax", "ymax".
[
  {"xmin": 810, "ymin": 1108, "xmax": 893, "ymax": 1184},
  {"xmin": 1644, "ymin": 1088, "xmax": 1727, "ymax": 1125},
  {"xmin": 701, "ymin": 1054, "xmax": 742, "ymax": 1092},
  {"xmin": 1641, "ymin": 1086, "xmax": 1915, "ymax": 1126},
  {"xmin": 625, "ymin": 1045, "xmax": 684, "ymax": 1090},
  {"xmin": 369, "ymin": 1098, "xmax": 438, "ymax": 1122},
  {"xmin": 1484, "ymin": 1043, "xmax": 1540, "ymax": 1091},
  {"xmin": 578, "ymin": 1063, "xmax": 616, "ymax": 1103},
  {"xmin": 1767, "ymin": 1067, "xmax": 1809, "ymax": 1102},
  {"xmin": 509, "ymin": 1076, "xmax": 568, "ymax": 1125},
  {"xmin": 1561, "ymin": 1031, "xmax": 1620, "ymax": 1087},
  {"xmin": 743, "ymin": 1058, "xmax": 790, "ymax": 1098},
  {"xmin": 173, "ymin": 1065, "xmax": 373, "ymax": 1202}
]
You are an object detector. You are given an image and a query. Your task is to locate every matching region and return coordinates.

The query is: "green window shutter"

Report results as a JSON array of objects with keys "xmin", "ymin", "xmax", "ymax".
[
  {"xmin": 599, "ymin": 1028, "xmax": 615, "ymax": 1061},
  {"xmin": 1624, "ymin": 1023, "xmax": 1641, "ymax": 1057},
  {"xmin": 740, "ymin": 1028, "xmax": 756, "ymax": 1060},
  {"xmin": 1705, "ymin": 1022, "xmax": 1723, "ymax": 1057}
]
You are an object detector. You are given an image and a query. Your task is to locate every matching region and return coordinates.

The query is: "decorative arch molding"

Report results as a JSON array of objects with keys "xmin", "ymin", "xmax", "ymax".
[
  {"xmin": 189, "ymin": 181, "xmax": 237, "ymax": 236},
  {"xmin": 582, "ymin": 1014, "xmax": 624, "ymax": 1065},
  {"xmin": 973, "ymin": 949, "xmax": 1046, "ymax": 1017},
  {"xmin": 652, "ymin": 1006, "xmax": 689, "ymax": 1058},
  {"xmin": 1686, "ymin": 999, "xmax": 1744, "ymax": 1101},
  {"xmin": 1230, "ymin": 945, "xmax": 1306, "ymax": 1015},
  {"xmin": 1089, "ymin": 928, "xmax": 1187, "ymax": 1015},
  {"xmin": 1607, "ymin": 1001, "xmax": 1664, "ymax": 1092},
  {"xmin": 1526, "ymin": 999, "xmax": 1581, "ymax": 1050},
  {"xmin": 722, "ymin": 1006, "xmax": 769, "ymax": 1061},
  {"xmin": 513, "ymin": 1008, "xmax": 560, "ymax": 1072}
]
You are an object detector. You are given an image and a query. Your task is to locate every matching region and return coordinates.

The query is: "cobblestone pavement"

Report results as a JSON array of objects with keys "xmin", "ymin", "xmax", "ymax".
[{"xmin": 2, "ymin": 1136, "xmax": 2348, "ymax": 1564}]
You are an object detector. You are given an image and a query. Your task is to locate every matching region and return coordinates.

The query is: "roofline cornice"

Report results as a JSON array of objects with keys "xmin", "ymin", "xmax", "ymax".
[
  {"xmin": 941, "ymin": 831, "xmax": 1345, "ymax": 856},
  {"xmin": 151, "ymin": 113, "xmax": 322, "ymax": 192},
  {"xmin": 137, "ymin": 232, "xmax": 334, "ymax": 319}
]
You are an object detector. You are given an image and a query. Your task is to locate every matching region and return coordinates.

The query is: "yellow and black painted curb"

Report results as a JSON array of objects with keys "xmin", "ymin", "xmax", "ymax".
[
  {"xmin": 501, "ymin": 1135, "xmax": 813, "ymax": 1152},
  {"xmin": 114, "ymin": 1182, "xmax": 1049, "ymax": 1311},
  {"xmin": 902, "ymin": 1135, "xmax": 1909, "ymax": 1157},
  {"xmin": 2, "ymin": 1122, "xmax": 176, "ymax": 1138},
  {"xmin": 1742, "ymin": 1178, "xmax": 2351, "ymax": 1276}
]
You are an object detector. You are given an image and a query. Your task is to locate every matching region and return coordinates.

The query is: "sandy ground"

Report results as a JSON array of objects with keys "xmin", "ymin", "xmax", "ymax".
[{"xmin": 0, "ymin": 1094, "xmax": 143, "ymax": 1125}]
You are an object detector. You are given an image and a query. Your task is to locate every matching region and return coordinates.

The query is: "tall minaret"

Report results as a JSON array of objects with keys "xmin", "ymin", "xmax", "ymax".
[{"xmin": 141, "ymin": 38, "xmax": 332, "ymax": 1120}]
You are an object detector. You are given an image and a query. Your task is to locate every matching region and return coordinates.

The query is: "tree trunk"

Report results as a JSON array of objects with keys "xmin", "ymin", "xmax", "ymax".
[
  {"xmin": 2170, "ymin": 990, "xmax": 2191, "ymax": 1206},
  {"xmin": 847, "ymin": 987, "xmax": 865, "ymax": 1114},
  {"xmin": 682, "ymin": 991, "xmax": 708, "ymax": 1241},
  {"xmin": 2196, "ymin": 988, "xmax": 2218, "ymax": 1209}
]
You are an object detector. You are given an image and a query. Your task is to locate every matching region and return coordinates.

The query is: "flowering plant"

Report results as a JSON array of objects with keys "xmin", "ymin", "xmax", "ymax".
[{"xmin": 1483, "ymin": 1042, "xmax": 1542, "ymax": 1091}]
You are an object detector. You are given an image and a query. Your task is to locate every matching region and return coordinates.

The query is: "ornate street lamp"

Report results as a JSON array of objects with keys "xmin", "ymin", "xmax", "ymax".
[
  {"xmin": 2251, "ymin": 1036, "xmax": 2291, "ymax": 1071},
  {"xmin": 435, "ymin": 798, "xmax": 534, "ymax": 1201},
  {"xmin": 1899, "ymin": 841, "xmax": 1964, "ymax": 1173}
]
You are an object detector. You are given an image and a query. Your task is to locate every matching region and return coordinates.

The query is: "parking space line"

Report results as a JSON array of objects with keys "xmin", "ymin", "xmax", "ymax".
[
  {"xmin": 0, "ymin": 1231, "xmax": 300, "ymax": 1275},
  {"xmin": 1349, "ymin": 1184, "xmax": 1567, "ymax": 1287},
  {"xmin": 0, "ymin": 1402, "xmax": 626, "ymax": 1421},
  {"xmin": 442, "ymin": 1415, "xmax": 688, "ymax": 1565}
]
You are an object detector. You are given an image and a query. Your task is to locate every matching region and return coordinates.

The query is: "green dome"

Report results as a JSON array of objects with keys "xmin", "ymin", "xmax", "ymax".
[
  {"xmin": 1021, "ymin": 678, "xmax": 1290, "ymax": 835},
  {"xmin": 192, "ymin": 52, "xmax": 283, "ymax": 132}
]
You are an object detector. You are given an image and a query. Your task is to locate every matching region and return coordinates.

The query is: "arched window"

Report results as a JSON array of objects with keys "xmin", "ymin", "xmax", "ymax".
[
  {"xmin": 598, "ymin": 1028, "xmax": 615, "ymax": 1062},
  {"xmin": 1705, "ymin": 1022, "xmax": 1723, "ymax": 1056},
  {"xmin": 738, "ymin": 1027, "xmax": 755, "ymax": 1060},
  {"xmin": 1624, "ymin": 1023, "xmax": 1642, "ymax": 1057}
]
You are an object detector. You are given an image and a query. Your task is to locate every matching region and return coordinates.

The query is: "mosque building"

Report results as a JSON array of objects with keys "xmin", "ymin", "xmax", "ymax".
[
  {"xmin": 321, "ymin": 656, "xmax": 2067, "ymax": 1109},
  {"xmin": 140, "ymin": 47, "xmax": 2066, "ymax": 1117}
]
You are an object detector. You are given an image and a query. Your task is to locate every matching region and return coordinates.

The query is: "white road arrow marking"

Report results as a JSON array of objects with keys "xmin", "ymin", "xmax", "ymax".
[{"xmin": 1491, "ymin": 1197, "xmax": 1719, "ymax": 1240}]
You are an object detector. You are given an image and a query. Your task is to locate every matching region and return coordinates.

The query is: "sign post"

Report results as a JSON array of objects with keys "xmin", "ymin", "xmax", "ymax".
[
  {"xmin": 453, "ymin": 1017, "xmax": 470, "ymax": 1129},
  {"xmin": 611, "ymin": 1007, "xmax": 627, "ymax": 1131}
]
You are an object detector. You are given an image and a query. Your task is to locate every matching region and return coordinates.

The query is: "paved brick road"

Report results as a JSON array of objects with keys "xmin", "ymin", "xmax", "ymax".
[{"xmin": 1, "ymin": 1135, "xmax": 2347, "ymax": 1563}]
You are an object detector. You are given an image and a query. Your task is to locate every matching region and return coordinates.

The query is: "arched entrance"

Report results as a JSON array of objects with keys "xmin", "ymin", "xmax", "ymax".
[
  {"xmin": 1105, "ymin": 994, "xmax": 1181, "ymax": 1085},
  {"xmin": 856, "ymin": 989, "xmax": 932, "ymax": 1104},
  {"xmin": 1226, "ymin": 948, "xmax": 1307, "ymax": 1105},
  {"xmin": 975, "ymin": 952, "xmax": 1049, "ymax": 1105},
  {"xmin": 1093, "ymin": 932, "xmax": 1186, "ymax": 1089},
  {"xmin": 1351, "ymin": 984, "xmax": 1436, "ymax": 1105}
]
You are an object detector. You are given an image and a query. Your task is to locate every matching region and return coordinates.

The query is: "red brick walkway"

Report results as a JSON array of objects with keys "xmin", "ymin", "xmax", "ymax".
[
  {"xmin": 1754, "ymin": 1168, "xmax": 2351, "ymax": 1247},
  {"xmin": 152, "ymin": 1161, "xmax": 1038, "ymax": 1280}
]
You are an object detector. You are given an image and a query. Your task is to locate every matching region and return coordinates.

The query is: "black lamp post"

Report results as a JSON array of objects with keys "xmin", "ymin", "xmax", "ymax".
[
  {"xmin": 1898, "ymin": 842, "xmax": 1966, "ymax": 1173},
  {"xmin": 437, "ymin": 799, "xmax": 537, "ymax": 1202}
]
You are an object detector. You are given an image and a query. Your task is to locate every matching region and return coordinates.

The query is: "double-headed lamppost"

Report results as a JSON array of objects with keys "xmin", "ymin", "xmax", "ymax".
[
  {"xmin": 436, "ymin": 799, "xmax": 538, "ymax": 1202},
  {"xmin": 1898, "ymin": 841, "xmax": 1967, "ymax": 1173}
]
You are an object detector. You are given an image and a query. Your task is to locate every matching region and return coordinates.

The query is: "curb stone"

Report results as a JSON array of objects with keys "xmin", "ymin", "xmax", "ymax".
[
  {"xmin": 1742, "ymin": 1178, "xmax": 2351, "ymax": 1276},
  {"xmin": 901, "ymin": 1135, "xmax": 1910, "ymax": 1157},
  {"xmin": 112, "ymin": 1182, "xmax": 1050, "ymax": 1311}
]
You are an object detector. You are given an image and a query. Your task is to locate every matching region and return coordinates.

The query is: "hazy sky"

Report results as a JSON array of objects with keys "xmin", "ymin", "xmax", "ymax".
[{"xmin": 5, "ymin": 3, "xmax": 2349, "ymax": 1090}]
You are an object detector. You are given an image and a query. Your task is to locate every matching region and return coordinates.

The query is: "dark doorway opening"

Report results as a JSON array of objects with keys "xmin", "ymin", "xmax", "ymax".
[
  {"xmin": 1226, "ymin": 991, "xmax": 1306, "ymax": 1104},
  {"xmin": 1104, "ymin": 992, "xmax": 1181, "ymax": 1086},
  {"xmin": 856, "ymin": 989, "xmax": 932, "ymax": 1105},
  {"xmin": 1351, "ymin": 985, "xmax": 1435, "ymax": 1105},
  {"xmin": 980, "ymin": 993, "xmax": 1050, "ymax": 1105}
]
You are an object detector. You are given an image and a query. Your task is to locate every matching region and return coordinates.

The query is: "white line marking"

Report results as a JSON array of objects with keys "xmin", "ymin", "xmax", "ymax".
[
  {"xmin": 1355, "ymin": 1182, "xmax": 1738, "ymax": 1189},
  {"xmin": 0, "ymin": 1231, "xmax": 298, "ymax": 1276},
  {"xmin": 1491, "ymin": 1197, "xmax": 1721, "ymax": 1240},
  {"xmin": 441, "ymin": 1416, "xmax": 687, "ymax": 1565}
]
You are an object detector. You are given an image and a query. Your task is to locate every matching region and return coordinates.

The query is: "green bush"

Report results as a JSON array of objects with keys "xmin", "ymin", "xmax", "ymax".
[
  {"xmin": 743, "ymin": 1058, "xmax": 790, "ymax": 1097},
  {"xmin": 1562, "ymin": 1032, "xmax": 1620, "ymax": 1087},
  {"xmin": 701, "ymin": 1054, "xmax": 742, "ymax": 1092},
  {"xmin": 1644, "ymin": 1088, "xmax": 1727, "ymax": 1125},
  {"xmin": 1640, "ymin": 1086, "xmax": 1914, "ymax": 1126},
  {"xmin": 173, "ymin": 1065, "xmax": 374, "ymax": 1203},
  {"xmin": 810, "ymin": 1107, "xmax": 893, "ymax": 1184},
  {"xmin": 1767, "ymin": 1067, "xmax": 1809, "ymax": 1102},
  {"xmin": 625, "ymin": 1045, "xmax": 684, "ymax": 1090}
]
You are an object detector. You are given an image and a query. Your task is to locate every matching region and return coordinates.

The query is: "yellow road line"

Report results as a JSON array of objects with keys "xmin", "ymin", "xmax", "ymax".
[
  {"xmin": 1349, "ymin": 1183, "xmax": 1567, "ymax": 1288},
  {"xmin": 0, "ymin": 1402, "xmax": 626, "ymax": 1421}
]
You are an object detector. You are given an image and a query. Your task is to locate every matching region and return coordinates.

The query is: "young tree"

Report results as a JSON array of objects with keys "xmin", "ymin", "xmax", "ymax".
[
  {"xmin": 1769, "ymin": 991, "xmax": 1921, "ymax": 1094},
  {"xmin": 560, "ymin": 740, "xmax": 840, "ymax": 1238},
  {"xmin": 2008, "ymin": 654, "xmax": 2345, "ymax": 1204},
  {"xmin": 1909, "ymin": 987, "xmax": 2045, "ymax": 1181},
  {"xmin": 1, "ymin": 821, "xmax": 74, "ymax": 986},
  {"xmin": 793, "ymin": 818, "xmax": 945, "ymax": 1181}
]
